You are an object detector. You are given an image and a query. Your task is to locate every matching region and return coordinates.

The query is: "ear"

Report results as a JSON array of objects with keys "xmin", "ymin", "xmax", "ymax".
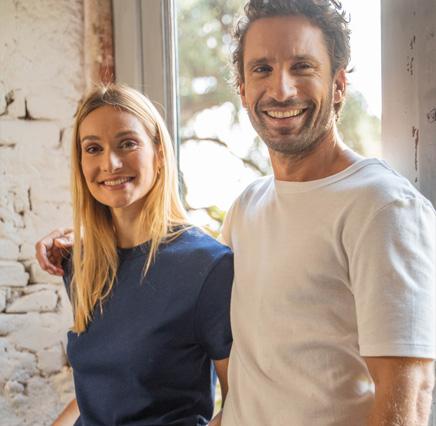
[
  {"xmin": 333, "ymin": 68, "xmax": 346, "ymax": 105},
  {"xmin": 240, "ymin": 82, "xmax": 247, "ymax": 108}
]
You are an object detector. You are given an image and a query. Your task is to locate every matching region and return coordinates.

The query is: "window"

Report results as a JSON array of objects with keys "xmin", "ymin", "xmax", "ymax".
[
  {"xmin": 176, "ymin": 0, "xmax": 381, "ymax": 232},
  {"xmin": 112, "ymin": 0, "xmax": 382, "ymax": 234}
]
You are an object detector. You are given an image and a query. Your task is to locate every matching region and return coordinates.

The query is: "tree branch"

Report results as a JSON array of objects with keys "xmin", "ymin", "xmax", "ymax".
[{"xmin": 181, "ymin": 136, "xmax": 266, "ymax": 175}]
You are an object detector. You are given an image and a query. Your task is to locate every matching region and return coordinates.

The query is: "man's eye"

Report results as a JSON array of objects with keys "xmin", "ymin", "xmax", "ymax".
[{"xmin": 253, "ymin": 65, "xmax": 272, "ymax": 73}]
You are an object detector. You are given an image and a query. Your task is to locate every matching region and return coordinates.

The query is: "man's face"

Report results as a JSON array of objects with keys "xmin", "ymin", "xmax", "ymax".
[{"xmin": 240, "ymin": 15, "xmax": 345, "ymax": 156}]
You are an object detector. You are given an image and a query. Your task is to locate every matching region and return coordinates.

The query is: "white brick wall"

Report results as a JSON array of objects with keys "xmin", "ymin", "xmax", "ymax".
[{"xmin": 0, "ymin": 0, "xmax": 84, "ymax": 424}]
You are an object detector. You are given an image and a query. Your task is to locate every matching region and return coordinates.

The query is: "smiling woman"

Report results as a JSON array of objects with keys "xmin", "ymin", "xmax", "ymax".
[
  {"xmin": 41, "ymin": 84, "xmax": 233, "ymax": 426},
  {"xmin": 79, "ymin": 106, "xmax": 158, "ymax": 223}
]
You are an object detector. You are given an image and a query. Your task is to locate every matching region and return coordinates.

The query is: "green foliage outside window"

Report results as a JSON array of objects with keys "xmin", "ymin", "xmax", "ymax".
[{"xmin": 177, "ymin": 0, "xmax": 381, "ymax": 233}]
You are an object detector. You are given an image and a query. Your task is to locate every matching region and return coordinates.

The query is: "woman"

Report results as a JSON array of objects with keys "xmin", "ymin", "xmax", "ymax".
[{"xmin": 39, "ymin": 84, "xmax": 232, "ymax": 426}]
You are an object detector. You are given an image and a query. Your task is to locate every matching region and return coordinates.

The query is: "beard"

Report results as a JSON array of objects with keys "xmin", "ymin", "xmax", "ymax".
[{"xmin": 247, "ymin": 88, "xmax": 336, "ymax": 158}]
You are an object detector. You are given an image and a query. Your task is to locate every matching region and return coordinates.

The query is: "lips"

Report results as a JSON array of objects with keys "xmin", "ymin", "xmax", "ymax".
[
  {"xmin": 264, "ymin": 109, "xmax": 306, "ymax": 119},
  {"xmin": 99, "ymin": 176, "xmax": 134, "ymax": 186}
]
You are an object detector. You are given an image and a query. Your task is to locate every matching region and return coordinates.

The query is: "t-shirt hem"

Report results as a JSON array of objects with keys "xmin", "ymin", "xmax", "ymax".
[
  {"xmin": 360, "ymin": 343, "xmax": 435, "ymax": 359},
  {"xmin": 209, "ymin": 343, "xmax": 232, "ymax": 361}
]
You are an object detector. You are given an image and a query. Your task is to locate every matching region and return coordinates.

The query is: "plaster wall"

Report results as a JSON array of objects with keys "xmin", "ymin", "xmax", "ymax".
[
  {"xmin": 382, "ymin": 1, "xmax": 436, "ymax": 424},
  {"xmin": 382, "ymin": 0, "xmax": 436, "ymax": 205},
  {"xmin": 0, "ymin": 1, "xmax": 85, "ymax": 424}
]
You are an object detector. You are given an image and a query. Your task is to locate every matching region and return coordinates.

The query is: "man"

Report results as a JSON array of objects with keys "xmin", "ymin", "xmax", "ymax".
[
  {"xmin": 37, "ymin": 1, "xmax": 435, "ymax": 425},
  {"xmin": 218, "ymin": 1, "xmax": 435, "ymax": 425}
]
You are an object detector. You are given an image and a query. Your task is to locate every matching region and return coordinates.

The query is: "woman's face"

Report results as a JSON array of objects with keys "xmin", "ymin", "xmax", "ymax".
[{"xmin": 79, "ymin": 105, "xmax": 158, "ymax": 215}]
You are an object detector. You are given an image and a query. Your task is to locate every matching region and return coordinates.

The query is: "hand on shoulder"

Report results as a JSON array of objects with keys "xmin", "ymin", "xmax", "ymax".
[{"xmin": 35, "ymin": 227, "xmax": 74, "ymax": 276}]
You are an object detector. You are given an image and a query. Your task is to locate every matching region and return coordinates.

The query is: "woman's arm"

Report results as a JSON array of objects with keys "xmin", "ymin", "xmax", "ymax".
[
  {"xmin": 208, "ymin": 358, "xmax": 229, "ymax": 426},
  {"xmin": 52, "ymin": 398, "xmax": 80, "ymax": 426}
]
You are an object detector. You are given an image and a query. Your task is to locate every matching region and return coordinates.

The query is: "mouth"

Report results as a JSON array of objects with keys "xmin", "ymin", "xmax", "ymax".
[
  {"xmin": 99, "ymin": 176, "xmax": 135, "ymax": 187},
  {"xmin": 264, "ymin": 108, "xmax": 306, "ymax": 119}
]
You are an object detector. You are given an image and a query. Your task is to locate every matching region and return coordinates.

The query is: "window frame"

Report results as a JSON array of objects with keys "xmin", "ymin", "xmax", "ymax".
[{"xmin": 112, "ymin": 0, "xmax": 180, "ymax": 163}]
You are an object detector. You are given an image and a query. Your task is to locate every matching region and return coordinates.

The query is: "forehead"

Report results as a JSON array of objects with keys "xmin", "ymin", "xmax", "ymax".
[
  {"xmin": 243, "ymin": 15, "xmax": 330, "ymax": 66},
  {"xmin": 79, "ymin": 105, "xmax": 147, "ymax": 136}
]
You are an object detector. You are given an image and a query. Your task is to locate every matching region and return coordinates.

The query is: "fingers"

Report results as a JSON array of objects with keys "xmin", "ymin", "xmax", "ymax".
[
  {"xmin": 35, "ymin": 239, "xmax": 63, "ymax": 276},
  {"xmin": 53, "ymin": 232, "xmax": 74, "ymax": 249},
  {"xmin": 35, "ymin": 228, "xmax": 73, "ymax": 276}
]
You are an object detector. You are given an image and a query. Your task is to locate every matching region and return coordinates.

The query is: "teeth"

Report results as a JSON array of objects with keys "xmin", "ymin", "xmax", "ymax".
[
  {"xmin": 267, "ymin": 109, "xmax": 304, "ymax": 118},
  {"xmin": 103, "ymin": 177, "xmax": 131, "ymax": 186}
]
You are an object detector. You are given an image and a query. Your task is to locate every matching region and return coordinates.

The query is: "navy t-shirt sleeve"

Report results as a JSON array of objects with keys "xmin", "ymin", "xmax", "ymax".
[
  {"xmin": 194, "ymin": 250, "xmax": 233, "ymax": 360},
  {"xmin": 61, "ymin": 251, "xmax": 73, "ymax": 299}
]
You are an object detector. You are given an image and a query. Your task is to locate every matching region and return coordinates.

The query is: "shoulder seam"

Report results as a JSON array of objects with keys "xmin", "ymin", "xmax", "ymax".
[{"xmin": 351, "ymin": 196, "xmax": 434, "ymax": 266}]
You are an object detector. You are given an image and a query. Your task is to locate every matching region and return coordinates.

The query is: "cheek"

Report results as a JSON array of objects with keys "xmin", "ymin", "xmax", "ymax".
[
  {"xmin": 243, "ymin": 80, "xmax": 260, "ymax": 106},
  {"xmin": 136, "ymin": 151, "xmax": 157, "ymax": 184},
  {"xmin": 80, "ymin": 158, "xmax": 96, "ymax": 185}
]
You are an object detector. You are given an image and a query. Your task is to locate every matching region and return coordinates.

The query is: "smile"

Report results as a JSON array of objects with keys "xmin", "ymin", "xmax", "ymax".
[
  {"xmin": 100, "ymin": 177, "xmax": 134, "ymax": 186},
  {"xmin": 265, "ymin": 109, "xmax": 305, "ymax": 119}
]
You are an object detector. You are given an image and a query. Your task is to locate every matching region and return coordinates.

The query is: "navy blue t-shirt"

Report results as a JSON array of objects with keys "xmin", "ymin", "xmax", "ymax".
[{"xmin": 63, "ymin": 228, "xmax": 233, "ymax": 426}]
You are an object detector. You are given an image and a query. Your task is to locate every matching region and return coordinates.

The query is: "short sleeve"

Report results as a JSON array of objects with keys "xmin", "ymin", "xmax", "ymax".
[
  {"xmin": 218, "ymin": 203, "xmax": 236, "ymax": 248},
  {"xmin": 61, "ymin": 252, "xmax": 73, "ymax": 300},
  {"xmin": 194, "ymin": 250, "xmax": 234, "ymax": 360},
  {"xmin": 350, "ymin": 197, "xmax": 436, "ymax": 358}
]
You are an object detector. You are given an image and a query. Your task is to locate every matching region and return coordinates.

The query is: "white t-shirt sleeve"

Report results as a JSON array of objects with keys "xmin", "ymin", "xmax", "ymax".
[
  {"xmin": 218, "ymin": 201, "xmax": 236, "ymax": 248},
  {"xmin": 350, "ymin": 197, "xmax": 436, "ymax": 358}
]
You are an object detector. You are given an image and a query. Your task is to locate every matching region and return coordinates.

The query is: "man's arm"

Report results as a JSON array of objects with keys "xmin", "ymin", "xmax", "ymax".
[
  {"xmin": 52, "ymin": 398, "xmax": 80, "ymax": 426},
  {"xmin": 35, "ymin": 228, "xmax": 74, "ymax": 276},
  {"xmin": 208, "ymin": 358, "xmax": 229, "ymax": 426},
  {"xmin": 365, "ymin": 356, "xmax": 434, "ymax": 426}
]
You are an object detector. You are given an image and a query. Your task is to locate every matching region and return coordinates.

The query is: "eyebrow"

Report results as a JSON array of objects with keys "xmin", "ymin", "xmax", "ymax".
[
  {"xmin": 246, "ymin": 54, "xmax": 320, "ymax": 70},
  {"xmin": 80, "ymin": 130, "xmax": 141, "ymax": 144},
  {"xmin": 246, "ymin": 57, "xmax": 272, "ymax": 70}
]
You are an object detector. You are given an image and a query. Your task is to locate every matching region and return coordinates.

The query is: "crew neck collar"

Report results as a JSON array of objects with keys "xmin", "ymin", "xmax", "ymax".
[
  {"xmin": 117, "ymin": 240, "xmax": 151, "ymax": 259},
  {"xmin": 273, "ymin": 158, "xmax": 381, "ymax": 194}
]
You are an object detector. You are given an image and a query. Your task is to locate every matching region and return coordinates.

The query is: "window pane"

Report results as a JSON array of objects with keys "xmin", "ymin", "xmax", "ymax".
[
  {"xmin": 176, "ymin": 0, "xmax": 381, "ymax": 233},
  {"xmin": 338, "ymin": 0, "xmax": 381, "ymax": 158},
  {"xmin": 177, "ymin": 0, "xmax": 264, "ymax": 234}
]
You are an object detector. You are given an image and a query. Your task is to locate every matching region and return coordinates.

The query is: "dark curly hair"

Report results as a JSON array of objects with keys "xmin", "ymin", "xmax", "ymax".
[{"xmin": 232, "ymin": 0, "xmax": 351, "ymax": 114}]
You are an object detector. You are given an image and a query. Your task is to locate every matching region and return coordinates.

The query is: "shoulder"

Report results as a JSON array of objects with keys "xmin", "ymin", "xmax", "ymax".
[
  {"xmin": 155, "ymin": 228, "xmax": 233, "ymax": 299},
  {"xmin": 342, "ymin": 160, "xmax": 435, "ymax": 255},
  {"xmin": 238, "ymin": 175, "xmax": 273, "ymax": 201},
  {"xmin": 227, "ymin": 175, "xmax": 274, "ymax": 216},
  {"xmin": 343, "ymin": 159, "xmax": 434, "ymax": 214},
  {"xmin": 165, "ymin": 227, "xmax": 233, "ymax": 265}
]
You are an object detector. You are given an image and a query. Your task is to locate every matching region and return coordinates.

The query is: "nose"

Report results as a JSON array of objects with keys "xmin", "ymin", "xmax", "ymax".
[
  {"xmin": 270, "ymin": 69, "xmax": 297, "ymax": 102},
  {"xmin": 102, "ymin": 150, "xmax": 122, "ymax": 173}
]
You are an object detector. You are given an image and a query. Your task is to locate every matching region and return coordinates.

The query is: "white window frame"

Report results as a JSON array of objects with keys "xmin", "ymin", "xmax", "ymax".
[{"xmin": 112, "ymin": 0, "xmax": 179, "ymax": 162}]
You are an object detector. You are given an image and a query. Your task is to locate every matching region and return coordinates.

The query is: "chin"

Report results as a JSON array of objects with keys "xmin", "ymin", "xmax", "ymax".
[
  {"xmin": 94, "ymin": 197, "xmax": 128, "ymax": 209},
  {"xmin": 266, "ymin": 138, "xmax": 316, "ymax": 156}
]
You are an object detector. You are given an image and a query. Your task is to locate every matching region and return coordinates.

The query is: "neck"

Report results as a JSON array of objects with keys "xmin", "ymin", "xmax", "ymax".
[
  {"xmin": 269, "ymin": 125, "xmax": 363, "ymax": 182},
  {"xmin": 111, "ymin": 203, "xmax": 150, "ymax": 248}
]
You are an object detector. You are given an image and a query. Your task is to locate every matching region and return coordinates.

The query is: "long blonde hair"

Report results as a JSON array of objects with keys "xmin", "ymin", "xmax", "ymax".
[{"xmin": 70, "ymin": 84, "xmax": 188, "ymax": 333}]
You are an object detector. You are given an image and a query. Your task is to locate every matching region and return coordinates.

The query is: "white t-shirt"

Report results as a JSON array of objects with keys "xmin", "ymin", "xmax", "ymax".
[{"xmin": 220, "ymin": 158, "xmax": 435, "ymax": 426}]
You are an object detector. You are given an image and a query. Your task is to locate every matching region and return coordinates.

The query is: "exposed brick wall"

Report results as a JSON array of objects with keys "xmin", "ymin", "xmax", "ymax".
[{"xmin": 0, "ymin": 1, "xmax": 85, "ymax": 424}]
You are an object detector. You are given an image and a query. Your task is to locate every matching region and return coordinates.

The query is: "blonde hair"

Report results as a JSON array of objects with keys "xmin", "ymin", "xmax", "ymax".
[{"xmin": 70, "ymin": 84, "xmax": 189, "ymax": 333}]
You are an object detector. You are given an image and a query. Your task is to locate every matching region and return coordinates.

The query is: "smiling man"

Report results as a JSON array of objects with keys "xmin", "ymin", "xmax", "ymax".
[{"xmin": 220, "ymin": 1, "xmax": 435, "ymax": 425}]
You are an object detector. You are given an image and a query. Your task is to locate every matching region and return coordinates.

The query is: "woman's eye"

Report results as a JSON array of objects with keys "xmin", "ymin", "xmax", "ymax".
[
  {"xmin": 84, "ymin": 145, "xmax": 101, "ymax": 154},
  {"xmin": 294, "ymin": 63, "xmax": 312, "ymax": 70},
  {"xmin": 120, "ymin": 140, "xmax": 137, "ymax": 149}
]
